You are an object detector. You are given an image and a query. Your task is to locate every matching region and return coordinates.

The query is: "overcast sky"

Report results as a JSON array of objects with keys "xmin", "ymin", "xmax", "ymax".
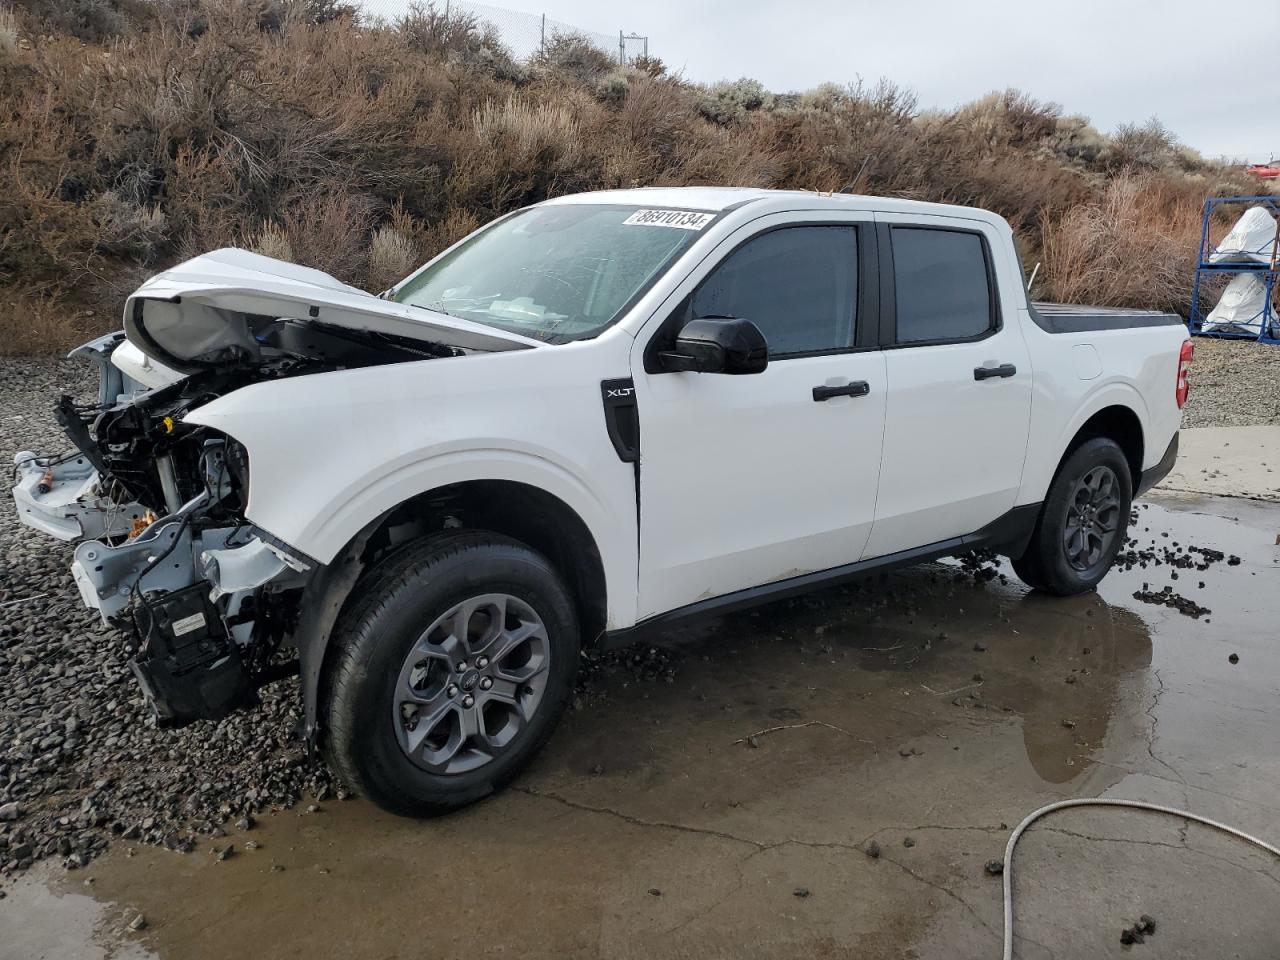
[{"xmin": 525, "ymin": 0, "xmax": 1275, "ymax": 162}]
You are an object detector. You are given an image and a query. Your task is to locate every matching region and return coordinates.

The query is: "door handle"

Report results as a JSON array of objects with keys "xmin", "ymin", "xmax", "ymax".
[
  {"xmin": 812, "ymin": 381, "xmax": 871, "ymax": 401},
  {"xmin": 973, "ymin": 363, "xmax": 1017, "ymax": 381}
]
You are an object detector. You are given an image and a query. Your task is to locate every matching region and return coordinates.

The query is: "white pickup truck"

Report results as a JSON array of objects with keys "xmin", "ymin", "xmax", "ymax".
[{"xmin": 12, "ymin": 187, "xmax": 1192, "ymax": 815}]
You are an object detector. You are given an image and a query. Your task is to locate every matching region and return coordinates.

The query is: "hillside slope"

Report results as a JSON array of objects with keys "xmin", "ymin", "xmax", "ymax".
[{"xmin": 0, "ymin": 0, "xmax": 1267, "ymax": 352}]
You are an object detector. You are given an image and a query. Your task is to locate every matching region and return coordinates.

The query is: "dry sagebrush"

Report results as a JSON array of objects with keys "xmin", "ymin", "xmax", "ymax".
[{"xmin": 0, "ymin": 0, "xmax": 1267, "ymax": 354}]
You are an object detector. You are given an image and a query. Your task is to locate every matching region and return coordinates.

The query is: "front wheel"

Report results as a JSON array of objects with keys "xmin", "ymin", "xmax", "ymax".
[
  {"xmin": 323, "ymin": 532, "xmax": 580, "ymax": 816},
  {"xmin": 1012, "ymin": 437, "xmax": 1133, "ymax": 596}
]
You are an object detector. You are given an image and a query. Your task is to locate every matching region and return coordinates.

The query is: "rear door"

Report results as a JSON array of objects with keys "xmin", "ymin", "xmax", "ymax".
[
  {"xmin": 862, "ymin": 215, "xmax": 1032, "ymax": 558},
  {"xmin": 630, "ymin": 212, "xmax": 887, "ymax": 619}
]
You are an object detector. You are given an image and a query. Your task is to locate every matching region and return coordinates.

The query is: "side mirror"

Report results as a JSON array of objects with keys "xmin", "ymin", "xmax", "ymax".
[{"xmin": 658, "ymin": 317, "xmax": 769, "ymax": 374}]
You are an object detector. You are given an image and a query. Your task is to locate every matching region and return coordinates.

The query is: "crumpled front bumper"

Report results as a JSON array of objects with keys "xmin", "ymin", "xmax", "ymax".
[
  {"xmin": 11, "ymin": 451, "xmax": 146, "ymax": 541},
  {"xmin": 12, "ymin": 451, "xmax": 304, "ymax": 626},
  {"xmin": 68, "ymin": 503, "xmax": 303, "ymax": 626}
]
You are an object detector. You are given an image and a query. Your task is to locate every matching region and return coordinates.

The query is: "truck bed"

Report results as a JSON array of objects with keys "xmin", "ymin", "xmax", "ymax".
[{"xmin": 1030, "ymin": 301, "xmax": 1185, "ymax": 334}]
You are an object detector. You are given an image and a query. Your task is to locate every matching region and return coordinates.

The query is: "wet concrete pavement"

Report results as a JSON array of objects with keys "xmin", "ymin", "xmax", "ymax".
[
  {"xmin": 6, "ymin": 490, "xmax": 1280, "ymax": 959},
  {"xmin": 1163, "ymin": 426, "xmax": 1280, "ymax": 502}
]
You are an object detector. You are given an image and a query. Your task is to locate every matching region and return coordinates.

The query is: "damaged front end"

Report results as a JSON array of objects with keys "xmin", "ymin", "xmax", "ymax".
[
  {"xmin": 12, "ymin": 248, "xmax": 537, "ymax": 728},
  {"xmin": 12, "ymin": 335, "xmax": 431, "ymax": 727},
  {"xmin": 15, "ymin": 337, "xmax": 317, "ymax": 725}
]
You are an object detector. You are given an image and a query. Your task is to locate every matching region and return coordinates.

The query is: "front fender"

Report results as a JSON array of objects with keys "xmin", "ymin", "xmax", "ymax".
[{"xmin": 183, "ymin": 350, "xmax": 639, "ymax": 630}]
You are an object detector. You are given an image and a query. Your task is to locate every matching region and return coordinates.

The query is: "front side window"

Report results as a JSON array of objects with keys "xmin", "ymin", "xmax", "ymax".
[
  {"xmin": 891, "ymin": 227, "xmax": 995, "ymax": 343},
  {"xmin": 690, "ymin": 226, "xmax": 858, "ymax": 356},
  {"xmin": 394, "ymin": 205, "xmax": 707, "ymax": 343}
]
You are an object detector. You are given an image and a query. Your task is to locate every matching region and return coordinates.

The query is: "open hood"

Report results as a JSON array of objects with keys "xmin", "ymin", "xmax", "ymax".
[{"xmin": 123, "ymin": 249, "xmax": 541, "ymax": 373}]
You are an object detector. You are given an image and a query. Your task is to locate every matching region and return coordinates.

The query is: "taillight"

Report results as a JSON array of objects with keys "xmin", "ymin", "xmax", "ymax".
[{"xmin": 1176, "ymin": 339, "xmax": 1193, "ymax": 409}]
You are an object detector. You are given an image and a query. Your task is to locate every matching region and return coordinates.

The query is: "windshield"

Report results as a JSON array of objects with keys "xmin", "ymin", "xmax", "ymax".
[{"xmin": 393, "ymin": 204, "xmax": 712, "ymax": 342}]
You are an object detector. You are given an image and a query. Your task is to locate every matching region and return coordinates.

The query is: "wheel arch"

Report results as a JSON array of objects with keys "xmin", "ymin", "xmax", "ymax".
[
  {"xmin": 1060, "ymin": 403, "xmax": 1145, "ymax": 487},
  {"xmin": 292, "ymin": 479, "xmax": 610, "ymax": 740}
]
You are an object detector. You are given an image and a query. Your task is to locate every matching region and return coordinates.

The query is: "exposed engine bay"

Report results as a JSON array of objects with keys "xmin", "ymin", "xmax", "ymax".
[{"xmin": 12, "ymin": 318, "xmax": 462, "ymax": 726}]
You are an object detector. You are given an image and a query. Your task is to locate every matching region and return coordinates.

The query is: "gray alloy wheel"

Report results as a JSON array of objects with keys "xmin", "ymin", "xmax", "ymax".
[
  {"xmin": 393, "ymin": 593, "xmax": 550, "ymax": 775},
  {"xmin": 1062, "ymin": 464, "xmax": 1122, "ymax": 572}
]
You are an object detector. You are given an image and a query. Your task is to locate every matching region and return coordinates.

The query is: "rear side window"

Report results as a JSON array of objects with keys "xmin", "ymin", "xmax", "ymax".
[
  {"xmin": 691, "ymin": 226, "xmax": 857, "ymax": 356},
  {"xmin": 891, "ymin": 228, "xmax": 995, "ymax": 343}
]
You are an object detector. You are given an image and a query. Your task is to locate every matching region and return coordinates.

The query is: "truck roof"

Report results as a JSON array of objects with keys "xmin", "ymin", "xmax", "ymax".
[{"xmin": 540, "ymin": 186, "xmax": 1009, "ymax": 226}]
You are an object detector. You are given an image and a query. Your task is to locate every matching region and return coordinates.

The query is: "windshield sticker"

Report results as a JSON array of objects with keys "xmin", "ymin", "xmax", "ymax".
[{"xmin": 622, "ymin": 209, "xmax": 716, "ymax": 230}]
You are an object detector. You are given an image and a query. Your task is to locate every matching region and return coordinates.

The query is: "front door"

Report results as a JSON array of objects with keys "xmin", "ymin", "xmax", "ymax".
[{"xmin": 631, "ymin": 215, "xmax": 887, "ymax": 620}]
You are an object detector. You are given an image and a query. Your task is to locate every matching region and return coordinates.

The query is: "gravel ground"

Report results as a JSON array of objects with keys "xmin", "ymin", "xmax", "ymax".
[
  {"xmin": 0, "ymin": 358, "xmax": 338, "ymax": 880},
  {"xmin": 1182, "ymin": 337, "xmax": 1280, "ymax": 428},
  {"xmin": 0, "ymin": 357, "xmax": 674, "ymax": 883}
]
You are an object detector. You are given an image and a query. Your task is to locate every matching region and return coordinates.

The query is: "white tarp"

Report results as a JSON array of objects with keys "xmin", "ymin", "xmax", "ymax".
[
  {"xmin": 1209, "ymin": 206, "xmax": 1279, "ymax": 264},
  {"xmin": 1202, "ymin": 273, "xmax": 1273, "ymax": 335}
]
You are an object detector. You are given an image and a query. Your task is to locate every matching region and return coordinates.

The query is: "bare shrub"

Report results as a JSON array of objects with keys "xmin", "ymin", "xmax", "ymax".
[
  {"xmin": 1040, "ymin": 171, "xmax": 1203, "ymax": 314},
  {"xmin": 418, "ymin": 208, "xmax": 479, "ymax": 260},
  {"xmin": 0, "ymin": 7, "xmax": 19, "ymax": 61},
  {"xmin": 533, "ymin": 32, "xmax": 616, "ymax": 85},
  {"xmin": 0, "ymin": 168, "xmax": 104, "ymax": 289},
  {"xmin": 280, "ymin": 188, "xmax": 377, "ymax": 285},
  {"xmin": 398, "ymin": 2, "xmax": 518, "ymax": 77},
  {"xmin": 462, "ymin": 95, "xmax": 584, "ymax": 208},
  {"xmin": 367, "ymin": 223, "xmax": 419, "ymax": 292},
  {"xmin": 1044, "ymin": 114, "xmax": 1109, "ymax": 167},
  {"xmin": 89, "ymin": 192, "xmax": 168, "ymax": 263},
  {"xmin": 0, "ymin": 288, "xmax": 92, "ymax": 356},
  {"xmin": 1109, "ymin": 118, "xmax": 1185, "ymax": 172},
  {"xmin": 293, "ymin": 0, "xmax": 359, "ymax": 26},
  {"xmin": 12, "ymin": 0, "xmax": 130, "ymax": 42},
  {"xmin": 698, "ymin": 78, "xmax": 771, "ymax": 126},
  {"xmin": 593, "ymin": 67, "xmax": 632, "ymax": 106},
  {"xmin": 166, "ymin": 148, "xmax": 246, "ymax": 261},
  {"xmin": 952, "ymin": 89, "xmax": 1060, "ymax": 148},
  {"xmin": 630, "ymin": 54, "xmax": 665, "ymax": 79},
  {"xmin": 249, "ymin": 221, "xmax": 294, "ymax": 262}
]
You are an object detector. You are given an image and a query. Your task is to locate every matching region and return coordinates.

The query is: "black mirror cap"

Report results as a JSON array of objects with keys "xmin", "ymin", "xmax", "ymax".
[{"xmin": 663, "ymin": 317, "xmax": 768, "ymax": 374}]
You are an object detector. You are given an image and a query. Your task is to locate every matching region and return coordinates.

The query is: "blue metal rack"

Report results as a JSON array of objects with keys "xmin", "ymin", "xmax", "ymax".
[{"xmin": 1189, "ymin": 195, "xmax": 1280, "ymax": 344}]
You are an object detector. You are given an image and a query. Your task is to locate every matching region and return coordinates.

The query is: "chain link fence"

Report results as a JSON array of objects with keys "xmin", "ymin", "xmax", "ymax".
[{"xmin": 352, "ymin": 0, "xmax": 646, "ymax": 63}]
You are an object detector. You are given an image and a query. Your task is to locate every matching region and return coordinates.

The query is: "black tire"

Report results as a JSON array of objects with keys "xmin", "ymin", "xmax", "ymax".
[
  {"xmin": 323, "ymin": 531, "xmax": 580, "ymax": 817},
  {"xmin": 1012, "ymin": 437, "xmax": 1133, "ymax": 596}
]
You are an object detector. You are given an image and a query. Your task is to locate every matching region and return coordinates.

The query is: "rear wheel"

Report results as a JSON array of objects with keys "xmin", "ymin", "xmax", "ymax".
[
  {"xmin": 324, "ymin": 531, "xmax": 580, "ymax": 816},
  {"xmin": 1012, "ymin": 437, "xmax": 1132, "ymax": 596}
]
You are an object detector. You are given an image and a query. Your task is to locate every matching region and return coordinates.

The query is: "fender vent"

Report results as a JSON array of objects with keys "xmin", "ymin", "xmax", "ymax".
[{"xmin": 601, "ymin": 378, "xmax": 639, "ymax": 463}]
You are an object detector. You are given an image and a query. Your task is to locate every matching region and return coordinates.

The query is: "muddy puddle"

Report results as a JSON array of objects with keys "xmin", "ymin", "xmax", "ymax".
[{"xmin": 5, "ymin": 491, "xmax": 1279, "ymax": 960}]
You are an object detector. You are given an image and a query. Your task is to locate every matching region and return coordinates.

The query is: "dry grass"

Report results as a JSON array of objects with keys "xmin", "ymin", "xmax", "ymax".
[
  {"xmin": 1039, "ymin": 173, "xmax": 1204, "ymax": 311},
  {"xmin": 0, "ymin": 287, "xmax": 95, "ymax": 357},
  {"xmin": 0, "ymin": 0, "xmax": 1269, "ymax": 353}
]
